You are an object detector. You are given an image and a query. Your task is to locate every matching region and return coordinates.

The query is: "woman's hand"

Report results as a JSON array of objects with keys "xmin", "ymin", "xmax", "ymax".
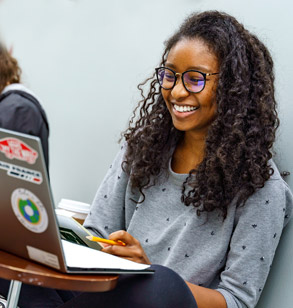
[{"xmin": 101, "ymin": 230, "xmax": 151, "ymax": 265}]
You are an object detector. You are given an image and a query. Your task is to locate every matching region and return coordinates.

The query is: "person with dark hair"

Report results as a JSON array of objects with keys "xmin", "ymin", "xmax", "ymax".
[
  {"xmin": 78, "ymin": 10, "xmax": 292, "ymax": 308},
  {"xmin": 1, "ymin": 10, "xmax": 291, "ymax": 308},
  {"xmin": 0, "ymin": 43, "xmax": 49, "ymax": 169}
]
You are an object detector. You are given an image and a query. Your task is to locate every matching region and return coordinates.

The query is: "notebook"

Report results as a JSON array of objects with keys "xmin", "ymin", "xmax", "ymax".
[
  {"xmin": 0, "ymin": 128, "xmax": 153, "ymax": 274},
  {"xmin": 55, "ymin": 208, "xmax": 104, "ymax": 251}
]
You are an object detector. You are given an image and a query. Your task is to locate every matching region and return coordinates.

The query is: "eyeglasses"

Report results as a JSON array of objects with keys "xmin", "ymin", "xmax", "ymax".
[{"xmin": 155, "ymin": 67, "xmax": 219, "ymax": 93}]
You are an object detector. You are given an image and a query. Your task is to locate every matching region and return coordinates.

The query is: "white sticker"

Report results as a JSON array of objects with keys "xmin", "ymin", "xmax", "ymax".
[
  {"xmin": 27, "ymin": 245, "xmax": 60, "ymax": 270},
  {"xmin": 0, "ymin": 160, "xmax": 43, "ymax": 184},
  {"xmin": 11, "ymin": 188, "xmax": 48, "ymax": 233}
]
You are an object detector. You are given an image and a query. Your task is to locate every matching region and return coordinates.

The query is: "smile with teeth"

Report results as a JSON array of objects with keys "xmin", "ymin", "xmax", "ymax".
[{"xmin": 173, "ymin": 104, "xmax": 199, "ymax": 113}]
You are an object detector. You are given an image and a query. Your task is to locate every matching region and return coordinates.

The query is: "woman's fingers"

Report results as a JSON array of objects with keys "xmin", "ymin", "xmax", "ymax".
[
  {"xmin": 109, "ymin": 230, "xmax": 138, "ymax": 245},
  {"xmin": 101, "ymin": 230, "xmax": 151, "ymax": 264},
  {"xmin": 102, "ymin": 242, "xmax": 141, "ymax": 257}
]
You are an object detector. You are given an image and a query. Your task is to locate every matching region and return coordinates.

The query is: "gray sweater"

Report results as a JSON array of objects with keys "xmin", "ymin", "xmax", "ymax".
[{"xmin": 84, "ymin": 146, "xmax": 293, "ymax": 308}]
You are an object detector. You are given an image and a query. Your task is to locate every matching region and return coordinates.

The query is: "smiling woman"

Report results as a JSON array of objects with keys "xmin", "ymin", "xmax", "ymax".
[
  {"xmin": 161, "ymin": 39, "xmax": 219, "ymax": 143},
  {"xmin": 0, "ymin": 10, "xmax": 292, "ymax": 308},
  {"xmin": 81, "ymin": 11, "xmax": 292, "ymax": 308}
]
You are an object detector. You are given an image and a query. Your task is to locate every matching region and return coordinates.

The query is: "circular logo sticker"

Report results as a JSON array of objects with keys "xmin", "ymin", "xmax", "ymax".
[{"xmin": 11, "ymin": 188, "xmax": 48, "ymax": 233}]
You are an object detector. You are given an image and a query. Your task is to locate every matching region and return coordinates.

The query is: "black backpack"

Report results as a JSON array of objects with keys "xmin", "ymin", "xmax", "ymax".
[{"xmin": 0, "ymin": 89, "xmax": 49, "ymax": 132}]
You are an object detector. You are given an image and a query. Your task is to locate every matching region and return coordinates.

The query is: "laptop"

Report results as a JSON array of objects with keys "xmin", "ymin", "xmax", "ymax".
[{"xmin": 0, "ymin": 128, "xmax": 153, "ymax": 274}]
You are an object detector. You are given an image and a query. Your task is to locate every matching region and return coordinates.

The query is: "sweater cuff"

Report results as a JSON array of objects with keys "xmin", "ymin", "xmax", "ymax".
[{"xmin": 216, "ymin": 288, "xmax": 243, "ymax": 308}]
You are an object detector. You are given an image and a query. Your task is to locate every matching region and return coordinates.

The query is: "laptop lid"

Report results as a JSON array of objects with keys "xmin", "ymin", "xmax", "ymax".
[
  {"xmin": 0, "ymin": 128, "xmax": 153, "ymax": 274},
  {"xmin": 0, "ymin": 128, "xmax": 68, "ymax": 272}
]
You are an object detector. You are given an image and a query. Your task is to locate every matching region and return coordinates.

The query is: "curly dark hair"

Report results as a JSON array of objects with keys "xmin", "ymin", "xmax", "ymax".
[
  {"xmin": 122, "ymin": 11, "xmax": 279, "ymax": 218},
  {"xmin": 0, "ymin": 43, "xmax": 21, "ymax": 93}
]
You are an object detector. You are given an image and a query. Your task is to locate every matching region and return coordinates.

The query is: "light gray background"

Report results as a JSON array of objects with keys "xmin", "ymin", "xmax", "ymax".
[{"xmin": 0, "ymin": 1, "xmax": 292, "ymax": 307}]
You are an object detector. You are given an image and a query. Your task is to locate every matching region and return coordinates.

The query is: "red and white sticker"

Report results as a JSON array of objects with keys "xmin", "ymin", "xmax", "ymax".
[
  {"xmin": 0, "ymin": 160, "xmax": 43, "ymax": 184},
  {"xmin": 0, "ymin": 137, "xmax": 38, "ymax": 164}
]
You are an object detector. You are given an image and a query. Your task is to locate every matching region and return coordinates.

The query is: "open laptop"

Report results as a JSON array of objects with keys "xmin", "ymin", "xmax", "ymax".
[{"xmin": 0, "ymin": 128, "xmax": 153, "ymax": 274}]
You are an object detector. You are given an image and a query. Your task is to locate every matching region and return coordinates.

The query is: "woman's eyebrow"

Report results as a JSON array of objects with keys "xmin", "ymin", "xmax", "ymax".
[
  {"xmin": 165, "ymin": 63, "xmax": 214, "ymax": 73},
  {"xmin": 164, "ymin": 63, "xmax": 176, "ymax": 69}
]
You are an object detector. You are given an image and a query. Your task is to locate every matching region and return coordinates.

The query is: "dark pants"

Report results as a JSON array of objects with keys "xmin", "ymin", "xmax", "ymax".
[{"xmin": 0, "ymin": 265, "xmax": 198, "ymax": 308}]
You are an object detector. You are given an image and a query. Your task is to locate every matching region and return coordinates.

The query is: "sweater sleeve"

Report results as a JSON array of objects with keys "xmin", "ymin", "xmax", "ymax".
[
  {"xmin": 83, "ymin": 145, "xmax": 130, "ymax": 238},
  {"xmin": 216, "ymin": 177, "xmax": 293, "ymax": 308}
]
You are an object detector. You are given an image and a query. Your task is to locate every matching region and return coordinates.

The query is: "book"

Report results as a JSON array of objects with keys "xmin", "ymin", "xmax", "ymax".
[{"xmin": 55, "ymin": 209, "xmax": 103, "ymax": 251}]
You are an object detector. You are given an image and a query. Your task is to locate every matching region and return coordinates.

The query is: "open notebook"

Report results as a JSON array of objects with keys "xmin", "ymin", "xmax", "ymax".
[{"xmin": 0, "ymin": 128, "xmax": 153, "ymax": 274}]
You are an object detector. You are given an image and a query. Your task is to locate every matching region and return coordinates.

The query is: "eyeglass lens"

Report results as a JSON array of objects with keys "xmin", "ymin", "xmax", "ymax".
[{"xmin": 157, "ymin": 67, "xmax": 205, "ymax": 93}]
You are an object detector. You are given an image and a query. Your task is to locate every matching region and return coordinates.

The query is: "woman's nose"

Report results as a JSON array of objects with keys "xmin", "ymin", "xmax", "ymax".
[{"xmin": 170, "ymin": 77, "xmax": 189, "ymax": 100}]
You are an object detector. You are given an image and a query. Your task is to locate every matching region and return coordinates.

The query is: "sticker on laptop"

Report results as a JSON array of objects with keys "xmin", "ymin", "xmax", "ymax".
[
  {"xmin": 0, "ymin": 137, "xmax": 38, "ymax": 164},
  {"xmin": 0, "ymin": 160, "xmax": 42, "ymax": 184},
  {"xmin": 27, "ymin": 245, "xmax": 60, "ymax": 270},
  {"xmin": 11, "ymin": 188, "xmax": 48, "ymax": 233}
]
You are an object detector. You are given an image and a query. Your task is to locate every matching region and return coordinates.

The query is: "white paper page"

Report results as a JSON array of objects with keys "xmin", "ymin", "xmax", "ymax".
[
  {"xmin": 62, "ymin": 240, "xmax": 150, "ymax": 271},
  {"xmin": 55, "ymin": 208, "xmax": 74, "ymax": 218}
]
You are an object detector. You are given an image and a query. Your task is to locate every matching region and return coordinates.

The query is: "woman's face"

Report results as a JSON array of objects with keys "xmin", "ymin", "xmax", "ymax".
[{"xmin": 162, "ymin": 38, "xmax": 219, "ymax": 136}]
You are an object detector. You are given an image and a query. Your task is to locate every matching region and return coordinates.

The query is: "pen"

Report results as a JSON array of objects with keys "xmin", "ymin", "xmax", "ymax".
[{"xmin": 86, "ymin": 235, "xmax": 126, "ymax": 246}]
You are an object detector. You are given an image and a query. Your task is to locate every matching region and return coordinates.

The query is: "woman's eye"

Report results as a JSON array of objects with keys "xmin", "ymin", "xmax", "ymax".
[
  {"xmin": 165, "ymin": 74, "xmax": 175, "ymax": 81},
  {"xmin": 186, "ymin": 75, "xmax": 204, "ymax": 85},
  {"xmin": 190, "ymin": 78, "xmax": 201, "ymax": 84}
]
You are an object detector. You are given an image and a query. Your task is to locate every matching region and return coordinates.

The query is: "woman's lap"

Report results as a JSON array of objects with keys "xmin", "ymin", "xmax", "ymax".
[
  {"xmin": 0, "ymin": 265, "xmax": 197, "ymax": 308},
  {"xmin": 59, "ymin": 264, "xmax": 197, "ymax": 308}
]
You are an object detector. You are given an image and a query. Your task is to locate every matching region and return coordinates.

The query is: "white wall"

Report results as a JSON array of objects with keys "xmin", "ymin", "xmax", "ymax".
[
  {"xmin": 0, "ymin": 1, "xmax": 292, "ymax": 306},
  {"xmin": 0, "ymin": 0, "xmax": 292, "ymax": 205}
]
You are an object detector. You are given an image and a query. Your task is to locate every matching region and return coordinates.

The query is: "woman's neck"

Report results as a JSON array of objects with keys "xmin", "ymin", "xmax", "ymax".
[{"xmin": 171, "ymin": 131, "xmax": 206, "ymax": 174}]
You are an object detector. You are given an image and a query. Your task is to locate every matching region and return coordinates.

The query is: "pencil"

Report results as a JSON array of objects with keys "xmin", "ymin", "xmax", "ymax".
[{"xmin": 86, "ymin": 235, "xmax": 126, "ymax": 246}]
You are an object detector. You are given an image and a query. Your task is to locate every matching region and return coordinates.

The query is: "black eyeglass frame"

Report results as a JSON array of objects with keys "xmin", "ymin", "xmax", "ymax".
[{"xmin": 155, "ymin": 67, "xmax": 219, "ymax": 94}]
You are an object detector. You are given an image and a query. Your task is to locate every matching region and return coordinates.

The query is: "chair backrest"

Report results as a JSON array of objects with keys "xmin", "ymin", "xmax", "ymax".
[{"xmin": 256, "ymin": 220, "xmax": 293, "ymax": 308}]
